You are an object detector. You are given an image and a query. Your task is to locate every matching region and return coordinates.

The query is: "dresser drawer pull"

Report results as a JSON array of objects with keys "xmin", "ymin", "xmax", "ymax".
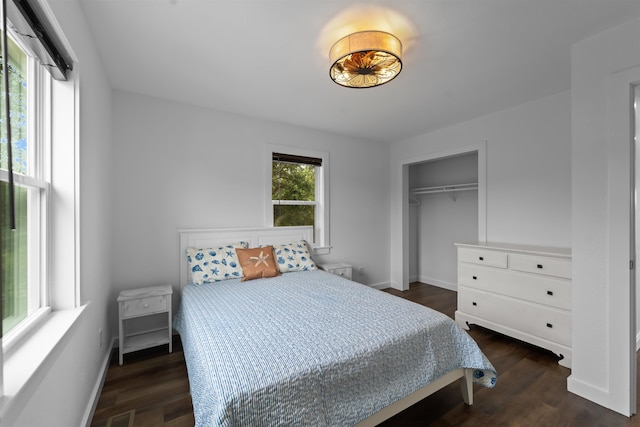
[
  {"xmin": 472, "ymin": 276, "xmax": 477, "ymax": 280},
  {"xmin": 547, "ymin": 290, "xmax": 554, "ymax": 296},
  {"xmin": 537, "ymin": 264, "xmax": 543, "ymax": 269},
  {"xmin": 472, "ymin": 302, "xmax": 477, "ymax": 306},
  {"xmin": 546, "ymin": 323, "xmax": 553, "ymax": 328},
  {"xmin": 143, "ymin": 303, "xmax": 149, "ymax": 308},
  {"xmin": 479, "ymin": 257, "xmax": 484, "ymax": 261}
]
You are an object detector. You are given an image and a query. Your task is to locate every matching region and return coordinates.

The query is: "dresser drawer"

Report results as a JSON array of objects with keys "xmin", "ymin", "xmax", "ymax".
[
  {"xmin": 509, "ymin": 253, "xmax": 571, "ymax": 279},
  {"xmin": 458, "ymin": 287, "xmax": 571, "ymax": 346},
  {"xmin": 458, "ymin": 264, "xmax": 571, "ymax": 310},
  {"xmin": 458, "ymin": 247, "xmax": 508, "ymax": 268},
  {"xmin": 122, "ymin": 295, "xmax": 168, "ymax": 318}
]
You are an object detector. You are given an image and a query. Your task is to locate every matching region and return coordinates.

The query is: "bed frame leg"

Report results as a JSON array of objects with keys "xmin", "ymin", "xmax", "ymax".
[{"xmin": 460, "ymin": 368, "xmax": 474, "ymax": 406}]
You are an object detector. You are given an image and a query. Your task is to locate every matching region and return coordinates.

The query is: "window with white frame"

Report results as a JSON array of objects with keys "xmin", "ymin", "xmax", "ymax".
[
  {"xmin": 268, "ymin": 147, "xmax": 330, "ymax": 252},
  {"xmin": 0, "ymin": 30, "xmax": 50, "ymax": 340}
]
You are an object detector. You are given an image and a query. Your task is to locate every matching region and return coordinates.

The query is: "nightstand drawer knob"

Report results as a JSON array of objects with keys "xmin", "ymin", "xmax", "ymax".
[
  {"xmin": 472, "ymin": 302, "xmax": 477, "ymax": 306},
  {"xmin": 547, "ymin": 290, "xmax": 553, "ymax": 296},
  {"xmin": 479, "ymin": 256, "xmax": 484, "ymax": 261},
  {"xmin": 546, "ymin": 323, "xmax": 553, "ymax": 328},
  {"xmin": 143, "ymin": 303, "xmax": 149, "ymax": 308},
  {"xmin": 472, "ymin": 276, "xmax": 477, "ymax": 280},
  {"xmin": 537, "ymin": 264, "xmax": 543, "ymax": 269}
]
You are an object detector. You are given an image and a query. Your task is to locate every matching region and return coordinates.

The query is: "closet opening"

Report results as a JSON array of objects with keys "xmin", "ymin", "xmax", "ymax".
[
  {"xmin": 408, "ymin": 153, "xmax": 478, "ymax": 292},
  {"xmin": 398, "ymin": 141, "xmax": 487, "ymax": 292}
]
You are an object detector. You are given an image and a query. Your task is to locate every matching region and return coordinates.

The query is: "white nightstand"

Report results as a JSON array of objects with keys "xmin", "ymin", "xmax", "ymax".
[
  {"xmin": 319, "ymin": 262, "xmax": 352, "ymax": 280},
  {"xmin": 118, "ymin": 284, "xmax": 173, "ymax": 365}
]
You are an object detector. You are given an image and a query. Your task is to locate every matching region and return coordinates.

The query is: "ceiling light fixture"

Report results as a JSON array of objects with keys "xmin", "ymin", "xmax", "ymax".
[{"xmin": 329, "ymin": 30, "xmax": 402, "ymax": 88}]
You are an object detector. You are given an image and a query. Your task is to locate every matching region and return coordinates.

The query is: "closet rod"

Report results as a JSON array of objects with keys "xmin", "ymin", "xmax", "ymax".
[{"xmin": 411, "ymin": 182, "xmax": 478, "ymax": 195}]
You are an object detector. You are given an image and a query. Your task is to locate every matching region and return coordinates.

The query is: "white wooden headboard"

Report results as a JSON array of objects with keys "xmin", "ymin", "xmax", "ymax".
[{"xmin": 178, "ymin": 226, "xmax": 314, "ymax": 289}]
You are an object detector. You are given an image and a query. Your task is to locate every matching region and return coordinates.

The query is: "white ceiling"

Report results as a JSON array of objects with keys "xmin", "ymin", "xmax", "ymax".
[{"xmin": 79, "ymin": 0, "xmax": 640, "ymax": 143}]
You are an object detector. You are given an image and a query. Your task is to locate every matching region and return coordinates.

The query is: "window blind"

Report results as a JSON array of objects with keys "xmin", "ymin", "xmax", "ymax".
[
  {"xmin": 6, "ymin": 0, "xmax": 72, "ymax": 80},
  {"xmin": 272, "ymin": 152, "xmax": 322, "ymax": 167}
]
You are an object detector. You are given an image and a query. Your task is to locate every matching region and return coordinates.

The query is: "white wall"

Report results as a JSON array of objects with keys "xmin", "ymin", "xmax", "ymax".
[
  {"xmin": 110, "ymin": 91, "xmax": 391, "ymax": 328},
  {"xmin": 569, "ymin": 17, "xmax": 640, "ymax": 416},
  {"xmin": 390, "ymin": 91, "xmax": 572, "ymax": 289},
  {"xmin": 8, "ymin": 0, "xmax": 114, "ymax": 425}
]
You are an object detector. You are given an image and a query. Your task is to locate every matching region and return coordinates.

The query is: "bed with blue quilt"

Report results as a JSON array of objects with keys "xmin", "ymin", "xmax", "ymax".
[{"xmin": 175, "ymin": 227, "xmax": 496, "ymax": 427}]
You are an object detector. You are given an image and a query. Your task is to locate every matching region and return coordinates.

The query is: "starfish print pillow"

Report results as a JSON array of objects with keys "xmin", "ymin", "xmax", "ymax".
[
  {"xmin": 271, "ymin": 240, "xmax": 317, "ymax": 273},
  {"xmin": 186, "ymin": 242, "xmax": 248, "ymax": 285},
  {"xmin": 236, "ymin": 246, "xmax": 281, "ymax": 281}
]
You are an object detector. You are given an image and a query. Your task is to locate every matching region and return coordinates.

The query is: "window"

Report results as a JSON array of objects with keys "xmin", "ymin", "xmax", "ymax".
[
  {"xmin": 272, "ymin": 153, "xmax": 321, "ymax": 228},
  {"xmin": 1, "ymin": 30, "xmax": 50, "ymax": 339},
  {"xmin": 268, "ymin": 146, "xmax": 330, "ymax": 253}
]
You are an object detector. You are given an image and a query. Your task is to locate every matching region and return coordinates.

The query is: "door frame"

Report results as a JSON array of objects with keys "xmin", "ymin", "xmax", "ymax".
[{"xmin": 605, "ymin": 66, "xmax": 639, "ymax": 416}]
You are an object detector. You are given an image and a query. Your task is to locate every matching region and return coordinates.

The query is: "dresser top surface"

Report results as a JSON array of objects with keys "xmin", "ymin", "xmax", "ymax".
[{"xmin": 455, "ymin": 241, "xmax": 571, "ymax": 258}]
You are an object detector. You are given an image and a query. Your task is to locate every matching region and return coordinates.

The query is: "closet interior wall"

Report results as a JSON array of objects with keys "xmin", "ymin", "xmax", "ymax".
[{"xmin": 409, "ymin": 153, "xmax": 479, "ymax": 291}]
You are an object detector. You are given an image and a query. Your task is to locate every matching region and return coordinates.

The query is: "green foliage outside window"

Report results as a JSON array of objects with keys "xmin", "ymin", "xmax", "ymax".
[
  {"xmin": 1, "ymin": 182, "xmax": 28, "ymax": 335},
  {"xmin": 1, "ymin": 33, "xmax": 29, "ymax": 336},
  {"xmin": 0, "ymin": 35, "xmax": 28, "ymax": 174},
  {"xmin": 272, "ymin": 161, "xmax": 315, "ymax": 227}
]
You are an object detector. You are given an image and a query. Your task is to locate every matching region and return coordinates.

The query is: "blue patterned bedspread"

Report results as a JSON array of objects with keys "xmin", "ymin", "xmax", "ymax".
[{"xmin": 174, "ymin": 270, "xmax": 496, "ymax": 426}]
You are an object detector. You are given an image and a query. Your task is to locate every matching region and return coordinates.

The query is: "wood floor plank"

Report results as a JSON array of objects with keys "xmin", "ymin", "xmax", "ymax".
[{"xmin": 91, "ymin": 281, "xmax": 639, "ymax": 426}]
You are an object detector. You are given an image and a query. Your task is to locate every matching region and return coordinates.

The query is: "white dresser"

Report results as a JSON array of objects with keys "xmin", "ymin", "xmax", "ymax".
[{"xmin": 455, "ymin": 242, "xmax": 572, "ymax": 368}]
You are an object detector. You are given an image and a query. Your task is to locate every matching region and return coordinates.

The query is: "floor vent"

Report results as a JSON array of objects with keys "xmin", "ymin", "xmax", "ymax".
[{"xmin": 106, "ymin": 409, "xmax": 135, "ymax": 427}]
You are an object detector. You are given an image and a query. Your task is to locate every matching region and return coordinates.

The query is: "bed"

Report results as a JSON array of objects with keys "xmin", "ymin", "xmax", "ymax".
[{"xmin": 174, "ymin": 226, "xmax": 496, "ymax": 426}]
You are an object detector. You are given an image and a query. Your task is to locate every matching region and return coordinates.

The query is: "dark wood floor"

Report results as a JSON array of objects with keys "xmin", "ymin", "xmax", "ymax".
[{"xmin": 91, "ymin": 283, "xmax": 640, "ymax": 426}]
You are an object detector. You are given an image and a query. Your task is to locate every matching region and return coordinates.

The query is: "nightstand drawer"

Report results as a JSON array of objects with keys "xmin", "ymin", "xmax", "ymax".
[
  {"xmin": 330, "ymin": 267, "xmax": 351, "ymax": 279},
  {"xmin": 320, "ymin": 263, "xmax": 353, "ymax": 280},
  {"xmin": 122, "ymin": 295, "xmax": 167, "ymax": 318}
]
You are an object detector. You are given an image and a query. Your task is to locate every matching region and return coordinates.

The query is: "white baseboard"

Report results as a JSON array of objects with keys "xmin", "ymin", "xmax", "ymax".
[
  {"xmin": 566, "ymin": 374, "xmax": 633, "ymax": 417},
  {"xmin": 417, "ymin": 276, "xmax": 458, "ymax": 292},
  {"xmin": 367, "ymin": 281, "xmax": 392, "ymax": 290},
  {"xmin": 82, "ymin": 337, "xmax": 115, "ymax": 427},
  {"xmin": 367, "ymin": 277, "xmax": 457, "ymax": 292}
]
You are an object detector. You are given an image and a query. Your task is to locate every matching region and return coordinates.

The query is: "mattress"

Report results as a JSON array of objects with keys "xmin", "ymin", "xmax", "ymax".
[{"xmin": 173, "ymin": 270, "xmax": 496, "ymax": 426}]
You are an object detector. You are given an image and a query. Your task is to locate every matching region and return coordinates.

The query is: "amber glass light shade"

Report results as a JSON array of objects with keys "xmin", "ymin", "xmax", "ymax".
[{"xmin": 329, "ymin": 31, "xmax": 402, "ymax": 88}]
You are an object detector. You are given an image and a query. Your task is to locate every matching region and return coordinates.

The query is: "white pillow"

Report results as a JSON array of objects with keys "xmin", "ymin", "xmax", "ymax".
[
  {"xmin": 272, "ymin": 240, "xmax": 317, "ymax": 273},
  {"xmin": 186, "ymin": 242, "xmax": 248, "ymax": 285}
]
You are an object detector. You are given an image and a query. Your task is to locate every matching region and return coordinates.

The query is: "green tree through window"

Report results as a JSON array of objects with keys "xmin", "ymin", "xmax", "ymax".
[
  {"xmin": 272, "ymin": 153, "xmax": 319, "ymax": 228},
  {"xmin": 1, "ymin": 33, "xmax": 29, "ymax": 336}
]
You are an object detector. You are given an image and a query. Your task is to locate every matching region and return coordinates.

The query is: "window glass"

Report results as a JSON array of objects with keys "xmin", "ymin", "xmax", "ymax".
[
  {"xmin": 273, "ymin": 204, "xmax": 315, "ymax": 228},
  {"xmin": 1, "ymin": 32, "xmax": 41, "ymax": 337},
  {"xmin": 1, "ymin": 182, "xmax": 28, "ymax": 335},
  {"xmin": 0, "ymin": 35, "xmax": 28, "ymax": 173},
  {"xmin": 272, "ymin": 156, "xmax": 317, "ymax": 228}
]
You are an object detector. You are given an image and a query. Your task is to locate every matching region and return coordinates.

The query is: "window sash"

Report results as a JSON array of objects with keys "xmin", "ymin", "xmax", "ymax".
[
  {"xmin": 0, "ymin": 177, "xmax": 47, "ymax": 336},
  {"xmin": 0, "ymin": 32, "xmax": 49, "ymax": 342}
]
